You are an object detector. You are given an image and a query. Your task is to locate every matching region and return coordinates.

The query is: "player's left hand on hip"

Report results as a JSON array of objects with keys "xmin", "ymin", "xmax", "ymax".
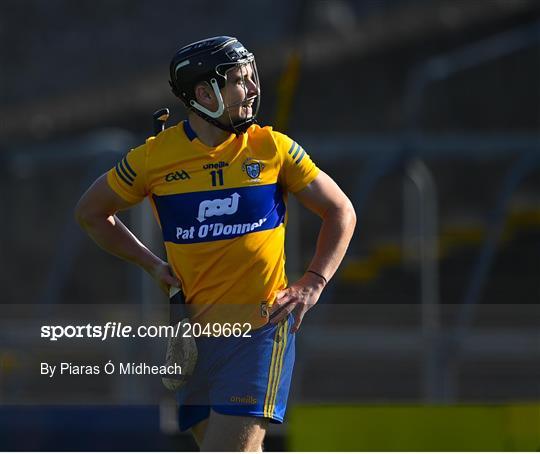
[
  {"xmin": 147, "ymin": 260, "xmax": 181, "ymax": 295},
  {"xmin": 269, "ymin": 273, "xmax": 325, "ymax": 333}
]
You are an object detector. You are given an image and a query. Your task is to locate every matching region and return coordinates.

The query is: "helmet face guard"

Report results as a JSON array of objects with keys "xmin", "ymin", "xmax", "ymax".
[{"xmin": 169, "ymin": 36, "xmax": 261, "ymax": 134}]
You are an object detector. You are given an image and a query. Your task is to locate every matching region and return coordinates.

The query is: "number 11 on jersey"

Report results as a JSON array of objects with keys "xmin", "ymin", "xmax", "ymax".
[{"xmin": 210, "ymin": 169, "xmax": 224, "ymax": 186}]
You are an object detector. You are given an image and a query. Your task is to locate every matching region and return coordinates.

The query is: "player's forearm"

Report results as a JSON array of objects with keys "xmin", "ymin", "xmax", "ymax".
[
  {"xmin": 76, "ymin": 213, "xmax": 164, "ymax": 273},
  {"xmin": 306, "ymin": 200, "xmax": 356, "ymax": 283}
]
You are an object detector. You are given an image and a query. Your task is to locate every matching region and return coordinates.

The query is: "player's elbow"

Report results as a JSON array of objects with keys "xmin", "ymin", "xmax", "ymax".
[
  {"xmin": 342, "ymin": 197, "xmax": 356, "ymax": 231},
  {"xmin": 321, "ymin": 196, "xmax": 356, "ymax": 232},
  {"xmin": 74, "ymin": 196, "xmax": 102, "ymax": 229},
  {"xmin": 326, "ymin": 195, "xmax": 355, "ymax": 220}
]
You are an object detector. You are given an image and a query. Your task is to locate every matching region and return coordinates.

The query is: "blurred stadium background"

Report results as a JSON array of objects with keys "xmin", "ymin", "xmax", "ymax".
[{"xmin": 0, "ymin": 0, "xmax": 539, "ymax": 450}]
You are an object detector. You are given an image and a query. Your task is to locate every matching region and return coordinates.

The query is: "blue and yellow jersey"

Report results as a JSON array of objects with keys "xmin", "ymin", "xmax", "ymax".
[{"xmin": 107, "ymin": 121, "xmax": 319, "ymax": 329}]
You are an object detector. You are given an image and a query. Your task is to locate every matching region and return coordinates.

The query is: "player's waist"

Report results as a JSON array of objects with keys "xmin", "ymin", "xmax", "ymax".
[{"xmin": 187, "ymin": 301, "xmax": 269, "ymax": 330}]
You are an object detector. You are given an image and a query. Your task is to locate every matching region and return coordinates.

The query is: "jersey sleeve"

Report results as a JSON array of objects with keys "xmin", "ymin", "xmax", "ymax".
[
  {"xmin": 106, "ymin": 141, "xmax": 149, "ymax": 203},
  {"xmin": 273, "ymin": 131, "xmax": 320, "ymax": 193}
]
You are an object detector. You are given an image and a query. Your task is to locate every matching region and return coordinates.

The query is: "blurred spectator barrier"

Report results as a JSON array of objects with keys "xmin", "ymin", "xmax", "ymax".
[{"xmin": 402, "ymin": 19, "xmax": 540, "ymax": 402}]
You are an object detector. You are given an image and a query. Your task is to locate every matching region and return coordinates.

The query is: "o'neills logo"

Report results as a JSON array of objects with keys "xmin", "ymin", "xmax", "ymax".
[
  {"xmin": 230, "ymin": 395, "xmax": 257, "ymax": 405},
  {"xmin": 203, "ymin": 161, "xmax": 229, "ymax": 169}
]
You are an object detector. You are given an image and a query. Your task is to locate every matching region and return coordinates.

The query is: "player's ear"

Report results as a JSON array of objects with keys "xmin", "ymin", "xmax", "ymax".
[{"xmin": 194, "ymin": 82, "xmax": 214, "ymax": 107}]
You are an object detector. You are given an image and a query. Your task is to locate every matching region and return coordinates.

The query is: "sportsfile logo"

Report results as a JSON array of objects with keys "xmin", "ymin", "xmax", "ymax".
[{"xmin": 197, "ymin": 192, "xmax": 240, "ymax": 222}]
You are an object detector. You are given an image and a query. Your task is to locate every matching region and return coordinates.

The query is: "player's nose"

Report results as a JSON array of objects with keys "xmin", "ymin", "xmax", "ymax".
[{"xmin": 246, "ymin": 78, "xmax": 258, "ymax": 96}]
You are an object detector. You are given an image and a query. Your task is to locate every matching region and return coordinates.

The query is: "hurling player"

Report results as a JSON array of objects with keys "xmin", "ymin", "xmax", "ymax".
[{"xmin": 75, "ymin": 36, "xmax": 356, "ymax": 451}]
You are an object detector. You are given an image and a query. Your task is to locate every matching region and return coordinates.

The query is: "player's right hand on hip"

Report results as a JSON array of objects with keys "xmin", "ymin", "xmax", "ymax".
[
  {"xmin": 269, "ymin": 272, "xmax": 325, "ymax": 332},
  {"xmin": 147, "ymin": 260, "xmax": 181, "ymax": 294}
]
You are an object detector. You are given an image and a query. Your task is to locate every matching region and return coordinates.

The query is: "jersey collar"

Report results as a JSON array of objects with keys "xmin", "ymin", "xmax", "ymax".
[
  {"xmin": 182, "ymin": 119, "xmax": 237, "ymax": 154},
  {"xmin": 183, "ymin": 119, "xmax": 197, "ymax": 141}
]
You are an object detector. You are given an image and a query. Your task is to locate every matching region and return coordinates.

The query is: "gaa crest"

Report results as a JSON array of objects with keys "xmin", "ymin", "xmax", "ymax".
[{"xmin": 242, "ymin": 159, "xmax": 264, "ymax": 181}]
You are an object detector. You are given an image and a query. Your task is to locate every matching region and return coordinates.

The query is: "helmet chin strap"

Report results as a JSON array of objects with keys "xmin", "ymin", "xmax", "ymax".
[{"xmin": 189, "ymin": 79, "xmax": 225, "ymax": 118}]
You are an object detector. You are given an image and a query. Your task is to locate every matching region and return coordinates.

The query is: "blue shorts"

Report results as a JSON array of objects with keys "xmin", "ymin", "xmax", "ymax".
[{"xmin": 177, "ymin": 315, "xmax": 295, "ymax": 432}]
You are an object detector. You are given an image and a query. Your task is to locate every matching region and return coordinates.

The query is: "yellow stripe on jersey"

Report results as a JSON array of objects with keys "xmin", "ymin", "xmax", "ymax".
[{"xmin": 264, "ymin": 317, "xmax": 288, "ymax": 418}]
